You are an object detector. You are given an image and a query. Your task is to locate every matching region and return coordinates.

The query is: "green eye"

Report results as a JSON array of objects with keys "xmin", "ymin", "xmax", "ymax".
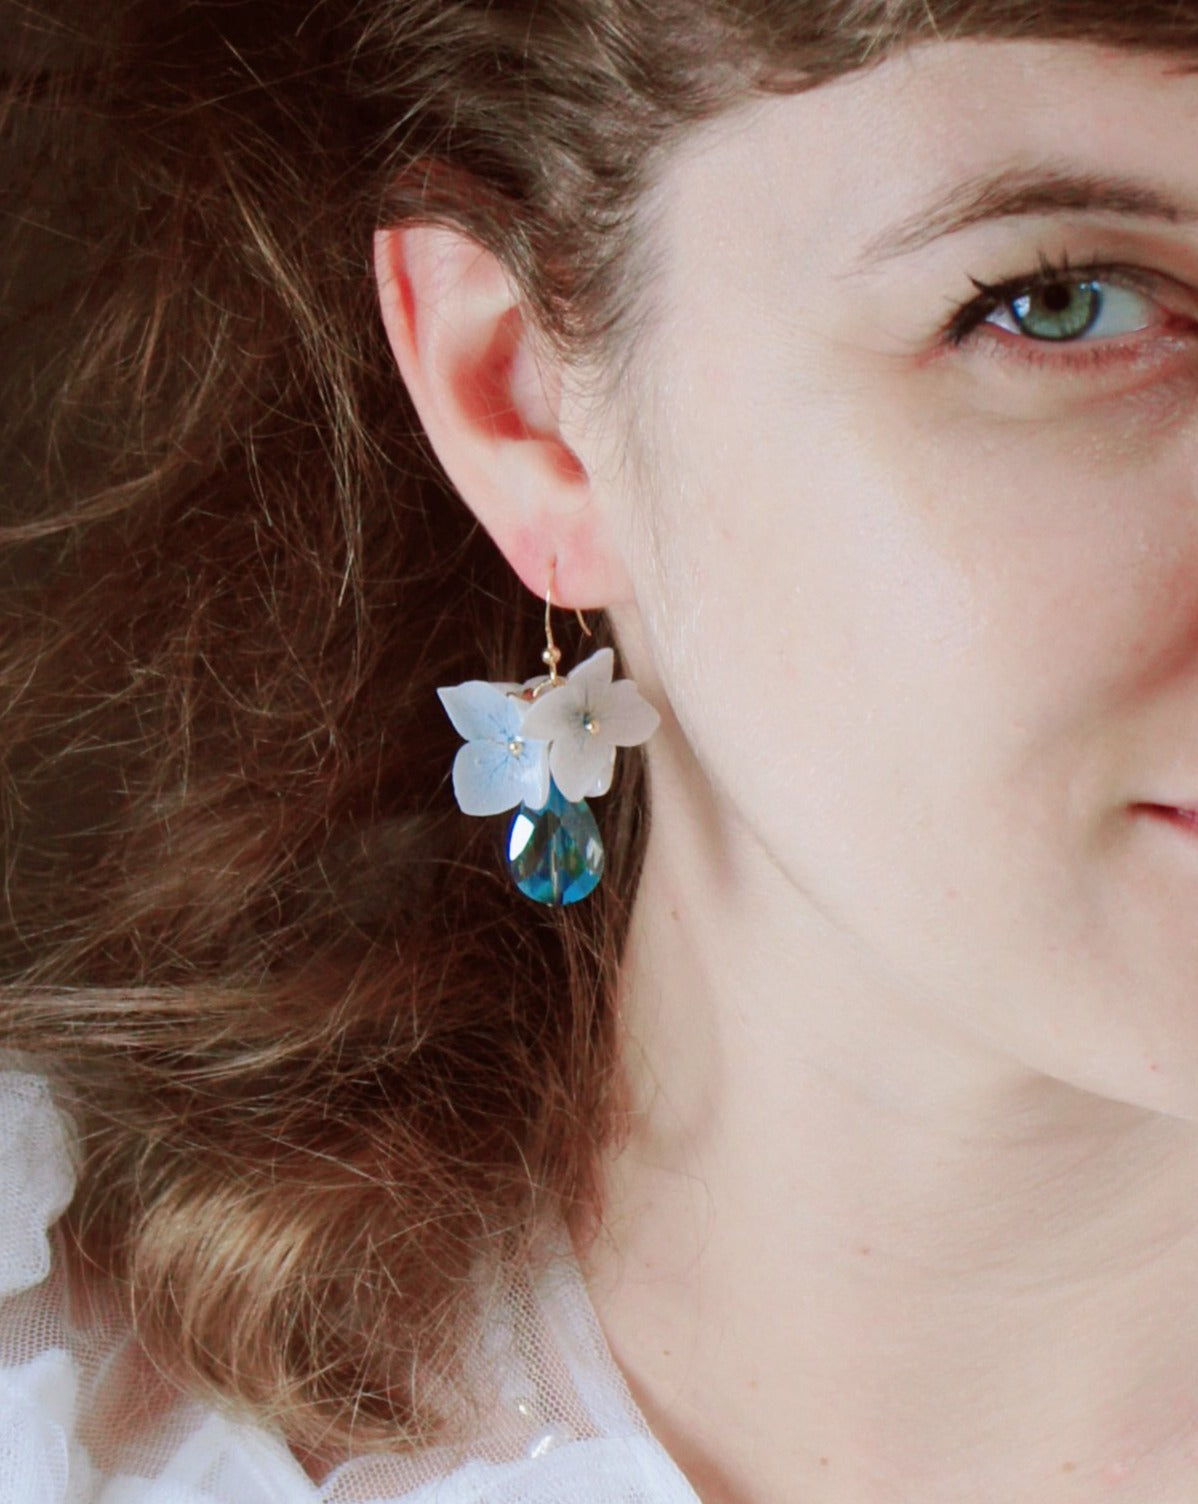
[
  {"xmin": 1008, "ymin": 279, "xmax": 1101, "ymax": 340},
  {"xmin": 989, "ymin": 278, "xmax": 1154, "ymax": 344}
]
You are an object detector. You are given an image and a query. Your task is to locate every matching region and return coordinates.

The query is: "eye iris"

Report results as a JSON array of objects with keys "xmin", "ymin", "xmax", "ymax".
[{"xmin": 1009, "ymin": 278, "xmax": 1102, "ymax": 341}]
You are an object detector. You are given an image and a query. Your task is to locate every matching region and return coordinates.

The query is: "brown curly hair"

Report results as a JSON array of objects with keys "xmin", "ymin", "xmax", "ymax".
[{"xmin": 2, "ymin": 0, "xmax": 1196, "ymax": 1463}]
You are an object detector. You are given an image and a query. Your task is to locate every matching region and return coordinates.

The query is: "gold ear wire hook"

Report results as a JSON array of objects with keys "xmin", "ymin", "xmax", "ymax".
[
  {"xmin": 541, "ymin": 582, "xmax": 563, "ymax": 687},
  {"xmin": 542, "ymin": 562, "xmax": 592, "ymax": 689}
]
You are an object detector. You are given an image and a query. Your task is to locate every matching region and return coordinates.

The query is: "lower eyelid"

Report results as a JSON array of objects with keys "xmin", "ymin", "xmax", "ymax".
[{"xmin": 966, "ymin": 319, "xmax": 1196, "ymax": 375}]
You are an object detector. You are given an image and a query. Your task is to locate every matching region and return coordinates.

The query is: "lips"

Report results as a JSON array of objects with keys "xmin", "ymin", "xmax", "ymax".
[{"xmin": 1133, "ymin": 803, "xmax": 1198, "ymax": 830}]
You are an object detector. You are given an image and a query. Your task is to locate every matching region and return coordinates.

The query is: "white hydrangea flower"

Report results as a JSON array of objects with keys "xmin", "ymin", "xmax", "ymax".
[
  {"xmin": 520, "ymin": 648, "xmax": 659, "ymax": 803},
  {"xmin": 437, "ymin": 679, "xmax": 550, "ymax": 816}
]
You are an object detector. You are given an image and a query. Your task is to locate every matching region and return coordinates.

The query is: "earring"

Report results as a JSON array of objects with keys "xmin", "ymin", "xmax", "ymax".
[{"xmin": 436, "ymin": 573, "xmax": 659, "ymax": 905}]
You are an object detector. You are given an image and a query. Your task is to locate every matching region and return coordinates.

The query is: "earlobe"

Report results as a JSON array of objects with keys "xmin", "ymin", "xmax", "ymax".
[{"xmin": 372, "ymin": 225, "xmax": 631, "ymax": 609}]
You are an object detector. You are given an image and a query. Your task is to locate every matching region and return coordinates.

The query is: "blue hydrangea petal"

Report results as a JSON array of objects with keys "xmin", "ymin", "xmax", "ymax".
[
  {"xmin": 524, "ymin": 741, "xmax": 553, "ymax": 809},
  {"xmin": 437, "ymin": 681, "xmax": 523, "ymax": 744},
  {"xmin": 452, "ymin": 737, "xmax": 549, "ymax": 817}
]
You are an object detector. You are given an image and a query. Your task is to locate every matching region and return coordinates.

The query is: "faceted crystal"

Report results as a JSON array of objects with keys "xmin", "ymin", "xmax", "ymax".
[{"xmin": 507, "ymin": 779, "xmax": 604, "ymax": 905}]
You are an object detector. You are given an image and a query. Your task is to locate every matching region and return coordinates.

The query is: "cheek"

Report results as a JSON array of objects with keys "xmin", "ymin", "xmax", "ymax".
[
  {"xmin": 639, "ymin": 406, "xmax": 984, "ymax": 915},
  {"xmin": 634, "ymin": 344, "xmax": 1198, "ymax": 973}
]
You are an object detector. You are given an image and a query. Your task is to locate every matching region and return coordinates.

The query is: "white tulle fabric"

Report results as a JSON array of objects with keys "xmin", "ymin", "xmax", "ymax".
[{"xmin": 0, "ymin": 1068, "xmax": 698, "ymax": 1504}]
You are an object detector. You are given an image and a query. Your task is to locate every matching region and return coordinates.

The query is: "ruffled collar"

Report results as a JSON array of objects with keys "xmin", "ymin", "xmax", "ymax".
[{"xmin": 0, "ymin": 1068, "xmax": 700, "ymax": 1504}]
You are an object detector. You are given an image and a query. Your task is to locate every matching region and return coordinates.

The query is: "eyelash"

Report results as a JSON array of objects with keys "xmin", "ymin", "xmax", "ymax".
[{"xmin": 942, "ymin": 248, "xmax": 1191, "ymax": 372}]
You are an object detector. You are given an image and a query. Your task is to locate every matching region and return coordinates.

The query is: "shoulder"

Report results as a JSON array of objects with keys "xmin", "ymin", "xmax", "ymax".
[
  {"xmin": 0, "ymin": 1065, "xmax": 323, "ymax": 1503},
  {"xmin": 0, "ymin": 1068, "xmax": 92, "ymax": 1501},
  {"xmin": 0, "ymin": 1067, "xmax": 695, "ymax": 1504},
  {"xmin": 0, "ymin": 1070, "xmax": 76, "ymax": 1302}
]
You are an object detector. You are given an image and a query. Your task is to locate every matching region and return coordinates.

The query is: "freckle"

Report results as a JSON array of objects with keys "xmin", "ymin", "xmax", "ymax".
[
  {"xmin": 749, "ymin": 1379, "xmax": 759, "ymax": 1391},
  {"xmin": 1061, "ymin": 1461, "xmax": 1076, "ymax": 1473},
  {"xmin": 859, "ymin": 1246, "xmax": 872, "ymax": 1255},
  {"xmin": 661, "ymin": 1349, "xmax": 671, "ymax": 1358},
  {"xmin": 819, "ymin": 1457, "xmax": 829, "ymax": 1467}
]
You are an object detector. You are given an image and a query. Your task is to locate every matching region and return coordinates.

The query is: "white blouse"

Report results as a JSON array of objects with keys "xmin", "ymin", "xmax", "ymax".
[{"xmin": 0, "ymin": 1069, "xmax": 699, "ymax": 1504}]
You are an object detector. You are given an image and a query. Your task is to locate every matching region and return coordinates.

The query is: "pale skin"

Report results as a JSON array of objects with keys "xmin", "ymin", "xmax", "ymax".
[{"xmin": 376, "ymin": 38, "xmax": 1198, "ymax": 1504}]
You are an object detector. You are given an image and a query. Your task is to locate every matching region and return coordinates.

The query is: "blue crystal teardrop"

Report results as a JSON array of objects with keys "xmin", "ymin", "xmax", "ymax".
[{"xmin": 507, "ymin": 779, "xmax": 605, "ymax": 906}]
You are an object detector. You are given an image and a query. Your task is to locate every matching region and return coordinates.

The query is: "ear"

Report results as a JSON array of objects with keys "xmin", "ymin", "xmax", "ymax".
[{"xmin": 373, "ymin": 224, "xmax": 632, "ymax": 609}]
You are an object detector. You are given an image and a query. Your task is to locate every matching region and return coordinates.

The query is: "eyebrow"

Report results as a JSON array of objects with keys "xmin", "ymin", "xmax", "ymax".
[{"xmin": 852, "ymin": 165, "xmax": 1198, "ymax": 270}]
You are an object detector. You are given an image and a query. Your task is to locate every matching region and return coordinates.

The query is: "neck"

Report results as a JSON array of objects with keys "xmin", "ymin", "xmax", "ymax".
[{"xmin": 584, "ymin": 765, "xmax": 1198, "ymax": 1504}]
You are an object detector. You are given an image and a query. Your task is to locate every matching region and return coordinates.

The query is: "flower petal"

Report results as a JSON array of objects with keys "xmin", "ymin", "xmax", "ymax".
[
  {"xmin": 548, "ymin": 726, "xmax": 612, "ymax": 803},
  {"xmin": 437, "ymin": 681, "xmax": 522, "ymax": 744},
  {"xmin": 452, "ymin": 738, "xmax": 549, "ymax": 816},
  {"xmin": 524, "ymin": 743, "xmax": 552, "ymax": 809},
  {"xmin": 565, "ymin": 646, "xmax": 615, "ymax": 692},
  {"xmin": 593, "ymin": 678, "xmax": 660, "ymax": 746},
  {"xmin": 519, "ymin": 682, "xmax": 578, "ymax": 744},
  {"xmin": 586, "ymin": 745, "xmax": 617, "ymax": 798}
]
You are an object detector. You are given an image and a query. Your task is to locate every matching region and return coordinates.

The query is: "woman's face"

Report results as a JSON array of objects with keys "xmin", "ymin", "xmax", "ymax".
[{"xmin": 583, "ymin": 39, "xmax": 1198, "ymax": 1116}]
